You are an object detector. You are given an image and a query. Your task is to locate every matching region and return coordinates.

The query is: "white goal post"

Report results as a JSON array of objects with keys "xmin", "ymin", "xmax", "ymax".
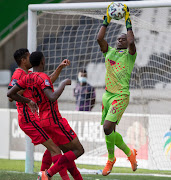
[{"xmin": 27, "ymin": 1, "xmax": 171, "ymax": 174}]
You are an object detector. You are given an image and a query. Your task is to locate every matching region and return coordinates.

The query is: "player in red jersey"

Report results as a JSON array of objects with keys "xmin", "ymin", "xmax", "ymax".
[
  {"xmin": 7, "ymin": 51, "xmax": 84, "ymax": 180},
  {"xmin": 8, "ymin": 48, "xmax": 73, "ymax": 179},
  {"xmin": 8, "ymin": 49, "xmax": 32, "ymax": 102}
]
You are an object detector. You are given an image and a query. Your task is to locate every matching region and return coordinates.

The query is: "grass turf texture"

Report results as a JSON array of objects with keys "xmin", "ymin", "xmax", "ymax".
[{"xmin": 0, "ymin": 159, "xmax": 171, "ymax": 180}]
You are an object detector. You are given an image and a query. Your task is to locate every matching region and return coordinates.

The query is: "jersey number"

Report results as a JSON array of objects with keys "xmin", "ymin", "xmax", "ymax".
[{"xmin": 28, "ymin": 86, "xmax": 42, "ymax": 104}]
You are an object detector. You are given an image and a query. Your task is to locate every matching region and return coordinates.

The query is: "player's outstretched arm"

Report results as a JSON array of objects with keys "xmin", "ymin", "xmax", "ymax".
[
  {"xmin": 124, "ymin": 4, "xmax": 136, "ymax": 55},
  {"xmin": 97, "ymin": 4, "xmax": 112, "ymax": 53},
  {"xmin": 97, "ymin": 26, "xmax": 108, "ymax": 53},
  {"xmin": 7, "ymin": 85, "xmax": 38, "ymax": 113},
  {"xmin": 44, "ymin": 79, "xmax": 71, "ymax": 102},
  {"xmin": 49, "ymin": 59, "xmax": 70, "ymax": 84}
]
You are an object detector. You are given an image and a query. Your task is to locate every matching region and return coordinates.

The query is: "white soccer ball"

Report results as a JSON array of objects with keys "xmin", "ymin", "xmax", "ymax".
[{"xmin": 108, "ymin": 3, "xmax": 125, "ymax": 20}]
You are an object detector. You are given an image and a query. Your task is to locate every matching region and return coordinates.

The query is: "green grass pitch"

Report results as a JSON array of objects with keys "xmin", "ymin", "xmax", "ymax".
[{"xmin": 0, "ymin": 159, "xmax": 171, "ymax": 180}]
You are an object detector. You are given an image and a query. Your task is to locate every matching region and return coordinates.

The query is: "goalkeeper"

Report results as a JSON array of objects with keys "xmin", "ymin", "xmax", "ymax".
[{"xmin": 97, "ymin": 3, "xmax": 137, "ymax": 176}]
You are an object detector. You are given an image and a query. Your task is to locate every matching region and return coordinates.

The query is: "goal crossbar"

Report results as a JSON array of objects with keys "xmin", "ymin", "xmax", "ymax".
[{"xmin": 29, "ymin": 1, "xmax": 171, "ymax": 11}]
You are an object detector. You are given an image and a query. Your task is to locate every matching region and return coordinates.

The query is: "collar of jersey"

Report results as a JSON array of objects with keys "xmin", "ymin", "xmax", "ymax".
[{"xmin": 17, "ymin": 67, "xmax": 28, "ymax": 74}]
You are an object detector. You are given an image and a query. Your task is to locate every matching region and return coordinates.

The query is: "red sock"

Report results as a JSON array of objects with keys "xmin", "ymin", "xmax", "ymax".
[
  {"xmin": 41, "ymin": 150, "xmax": 52, "ymax": 171},
  {"xmin": 67, "ymin": 161, "xmax": 83, "ymax": 180},
  {"xmin": 52, "ymin": 154, "xmax": 62, "ymax": 163},
  {"xmin": 58, "ymin": 151, "xmax": 77, "ymax": 165},
  {"xmin": 41, "ymin": 151, "xmax": 70, "ymax": 179},
  {"xmin": 59, "ymin": 168, "xmax": 70, "ymax": 180},
  {"xmin": 51, "ymin": 154, "xmax": 70, "ymax": 180},
  {"xmin": 47, "ymin": 151, "xmax": 77, "ymax": 177}
]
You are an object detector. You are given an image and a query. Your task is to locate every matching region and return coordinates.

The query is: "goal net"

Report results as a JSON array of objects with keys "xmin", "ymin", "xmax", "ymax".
[{"xmin": 27, "ymin": 1, "xmax": 171, "ymax": 173}]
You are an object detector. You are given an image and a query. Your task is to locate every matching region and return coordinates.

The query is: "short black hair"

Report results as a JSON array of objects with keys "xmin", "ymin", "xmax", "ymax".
[
  {"xmin": 29, "ymin": 51, "xmax": 44, "ymax": 67},
  {"xmin": 13, "ymin": 48, "xmax": 29, "ymax": 66},
  {"xmin": 79, "ymin": 69, "xmax": 87, "ymax": 74}
]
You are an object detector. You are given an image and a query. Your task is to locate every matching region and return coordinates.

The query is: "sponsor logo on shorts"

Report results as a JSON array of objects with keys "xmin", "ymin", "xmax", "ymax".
[{"xmin": 110, "ymin": 107, "xmax": 116, "ymax": 114}]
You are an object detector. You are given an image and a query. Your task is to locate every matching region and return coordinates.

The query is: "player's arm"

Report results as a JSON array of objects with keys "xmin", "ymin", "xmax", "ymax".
[
  {"xmin": 8, "ymin": 73, "xmax": 26, "ymax": 102},
  {"xmin": 49, "ymin": 59, "xmax": 70, "ymax": 84},
  {"xmin": 124, "ymin": 4, "xmax": 136, "ymax": 55},
  {"xmin": 97, "ymin": 26, "xmax": 108, "ymax": 53},
  {"xmin": 7, "ymin": 85, "xmax": 30, "ymax": 103},
  {"xmin": 7, "ymin": 85, "xmax": 37, "ymax": 113},
  {"xmin": 44, "ymin": 79, "xmax": 71, "ymax": 102},
  {"xmin": 8, "ymin": 89, "xmax": 24, "ymax": 102},
  {"xmin": 97, "ymin": 3, "xmax": 112, "ymax": 53}
]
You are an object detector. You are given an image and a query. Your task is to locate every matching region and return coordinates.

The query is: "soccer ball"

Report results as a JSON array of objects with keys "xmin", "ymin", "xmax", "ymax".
[{"xmin": 108, "ymin": 3, "xmax": 125, "ymax": 20}]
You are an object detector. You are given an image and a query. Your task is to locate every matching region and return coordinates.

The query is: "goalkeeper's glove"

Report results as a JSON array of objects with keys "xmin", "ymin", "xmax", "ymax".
[
  {"xmin": 103, "ymin": 3, "xmax": 112, "ymax": 27},
  {"xmin": 123, "ymin": 4, "xmax": 132, "ymax": 30}
]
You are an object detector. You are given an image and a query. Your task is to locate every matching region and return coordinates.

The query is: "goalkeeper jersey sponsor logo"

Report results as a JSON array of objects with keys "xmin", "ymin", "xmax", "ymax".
[{"xmin": 109, "ymin": 59, "xmax": 116, "ymax": 66}]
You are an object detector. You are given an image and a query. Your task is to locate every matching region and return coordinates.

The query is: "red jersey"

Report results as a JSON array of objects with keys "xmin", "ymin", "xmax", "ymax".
[
  {"xmin": 17, "ymin": 72, "xmax": 63, "ymax": 127},
  {"xmin": 8, "ymin": 68, "xmax": 32, "ymax": 116}
]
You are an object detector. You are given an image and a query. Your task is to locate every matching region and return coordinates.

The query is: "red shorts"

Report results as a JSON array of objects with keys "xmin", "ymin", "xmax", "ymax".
[
  {"xmin": 43, "ymin": 118, "xmax": 77, "ymax": 146},
  {"xmin": 19, "ymin": 113, "xmax": 50, "ymax": 145}
]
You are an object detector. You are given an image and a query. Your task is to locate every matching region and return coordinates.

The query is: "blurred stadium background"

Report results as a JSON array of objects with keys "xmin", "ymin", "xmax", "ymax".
[{"xmin": 0, "ymin": 0, "xmax": 171, "ymax": 179}]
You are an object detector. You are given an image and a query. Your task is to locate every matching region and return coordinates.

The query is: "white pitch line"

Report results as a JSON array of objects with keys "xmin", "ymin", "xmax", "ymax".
[{"xmin": 109, "ymin": 173, "xmax": 171, "ymax": 178}]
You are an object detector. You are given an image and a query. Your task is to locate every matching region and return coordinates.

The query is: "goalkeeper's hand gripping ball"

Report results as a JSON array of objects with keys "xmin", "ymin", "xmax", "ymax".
[
  {"xmin": 123, "ymin": 4, "xmax": 132, "ymax": 30},
  {"xmin": 103, "ymin": 2, "xmax": 113, "ymax": 26}
]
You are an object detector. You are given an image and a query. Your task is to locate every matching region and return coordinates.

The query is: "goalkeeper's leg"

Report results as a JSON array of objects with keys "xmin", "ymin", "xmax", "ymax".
[
  {"xmin": 115, "ymin": 132, "xmax": 137, "ymax": 171},
  {"xmin": 102, "ymin": 120, "xmax": 117, "ymax": 176}
]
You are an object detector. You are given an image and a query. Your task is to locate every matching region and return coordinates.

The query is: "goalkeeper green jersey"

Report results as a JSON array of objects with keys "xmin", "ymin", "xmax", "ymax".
[{"xmin": 103, "ymin": 46, "xmax": 137, "ymax": 95}]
